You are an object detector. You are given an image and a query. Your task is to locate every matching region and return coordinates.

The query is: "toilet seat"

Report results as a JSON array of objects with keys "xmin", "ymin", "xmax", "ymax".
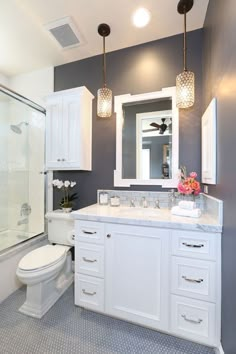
[{"xmin": 18, "ymin": 244, "xmax": 70, "ymax": 272}]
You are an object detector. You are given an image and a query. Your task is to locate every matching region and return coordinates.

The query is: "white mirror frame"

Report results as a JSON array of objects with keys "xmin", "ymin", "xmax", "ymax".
[{"xmin": 114, "ymin": 86, "xmax": 179, "ymax": 187}]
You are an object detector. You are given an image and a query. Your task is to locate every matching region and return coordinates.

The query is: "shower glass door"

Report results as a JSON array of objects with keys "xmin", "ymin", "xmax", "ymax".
[{"xmin": 0, "ymin": 89, "xmax": 45, "ymax": 252}]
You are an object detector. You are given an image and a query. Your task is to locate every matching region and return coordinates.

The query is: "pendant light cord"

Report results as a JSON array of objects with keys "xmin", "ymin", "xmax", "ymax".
[
  {"xmin": 103, "ymin": 36, "xmax": 106, "ymax": 87},
  {"xmin": 183, "ymin": 7, "xmax": 187, "ymax": 71}
]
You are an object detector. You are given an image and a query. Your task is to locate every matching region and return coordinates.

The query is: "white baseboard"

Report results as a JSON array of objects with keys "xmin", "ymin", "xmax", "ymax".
[{"xmin": 214, "ymin": 343, "xmax": 224, "ymax": 354}]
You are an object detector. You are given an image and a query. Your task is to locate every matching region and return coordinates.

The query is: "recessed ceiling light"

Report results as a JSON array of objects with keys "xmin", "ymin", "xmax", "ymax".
[{"xmin": 132, "ymin": 8, "xmax": 151, "ymax": 28}]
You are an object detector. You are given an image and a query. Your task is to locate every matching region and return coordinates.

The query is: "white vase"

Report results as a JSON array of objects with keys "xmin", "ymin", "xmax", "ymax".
[{"xmin": 62, "ymin": 207, "xmax": 72, "ymax": 213}]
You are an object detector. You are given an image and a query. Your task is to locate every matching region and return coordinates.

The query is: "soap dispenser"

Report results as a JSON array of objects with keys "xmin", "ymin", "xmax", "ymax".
[{"xmin": 168, "ymin": 189, "xmax": 176, "ymax": 209}]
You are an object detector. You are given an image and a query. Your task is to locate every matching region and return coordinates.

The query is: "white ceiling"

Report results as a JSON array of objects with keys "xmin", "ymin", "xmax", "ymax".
[{"xmin": 0, "ymin": 0, "xmax": 209, "ymax": 76}]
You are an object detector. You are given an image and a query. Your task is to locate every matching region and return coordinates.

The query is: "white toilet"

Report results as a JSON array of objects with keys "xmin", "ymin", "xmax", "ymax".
[{"xmin": 16, "ymin": 211, "xmax": 75, "ymax": 319}]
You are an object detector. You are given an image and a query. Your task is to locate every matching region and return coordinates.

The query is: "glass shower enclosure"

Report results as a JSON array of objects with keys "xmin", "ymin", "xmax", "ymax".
[{"xmin": 0, "ymin": 85, "xmax": 46, "ymax": 253}]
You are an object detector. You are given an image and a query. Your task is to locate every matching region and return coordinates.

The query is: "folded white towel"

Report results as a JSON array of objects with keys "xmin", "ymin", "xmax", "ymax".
[
  {"xmin": 178, "ymin": 200, "xmax": 196, "ymax": 210},
  {"xmin": 171, "ymin": 206, "xmax": 201, "ymax": 218}
]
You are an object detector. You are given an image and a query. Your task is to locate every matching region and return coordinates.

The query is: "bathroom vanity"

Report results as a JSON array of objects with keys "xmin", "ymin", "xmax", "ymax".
[{"xmin": 72, "ymin": 195, "xmax": 222, "ymax": 348}]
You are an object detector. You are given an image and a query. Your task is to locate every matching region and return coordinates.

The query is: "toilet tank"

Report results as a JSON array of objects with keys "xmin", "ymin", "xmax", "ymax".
[{"xmin": 45, "ymin": 211, "xmax": 75, "ymax": 246}]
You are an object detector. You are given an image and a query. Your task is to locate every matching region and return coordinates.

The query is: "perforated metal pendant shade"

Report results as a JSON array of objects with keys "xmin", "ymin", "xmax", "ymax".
[
  {"xmin": 97, "ymin": 23, "xmax": 112, "ymax": 118},
  {"xmin": 97, "ymin": 87, "xmax": 112, "ymax": 118},
  {"xmin": 176, "ymin": 70, "xmax": 195, "ymax": 108},
  {"xmin": 176, "ymin": 0, "xmax": 195, "ymax": 109}
]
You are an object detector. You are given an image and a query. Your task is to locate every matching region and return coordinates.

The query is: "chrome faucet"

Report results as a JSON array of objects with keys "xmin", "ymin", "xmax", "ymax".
[
  {"xmin": 141, "ymin": 197, "xmax": 148, "ymax": 208},
  {"xmin": 154, "ymin": 200, "xmax": 160, "ymax": 209},
  {"xmin": 130, "ymin": 199, "xmax": 136, "ymax": 207},
  {"xmin": 17, "ymin": 218, "xmax": 28, "ymax": 226},
  {"xmin": 168, "ymin": 189, "xmax": 176, "ymax": 209},
  {"xmin": 20, "ymin": 203, "xmax": 31, "ymax": 217}
]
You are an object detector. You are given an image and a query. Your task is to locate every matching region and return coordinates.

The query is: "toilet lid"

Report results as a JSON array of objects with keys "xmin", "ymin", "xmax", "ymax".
[{"xmin": 18, "ymin": 245, "xmax": 69, "ymax": 271}]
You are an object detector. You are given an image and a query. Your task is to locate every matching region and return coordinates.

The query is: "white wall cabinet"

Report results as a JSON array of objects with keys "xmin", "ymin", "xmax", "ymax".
[
  {"xmin": 74, "ymin": 219, "xmax": 221, "ymax": 348},
  {"xmin": 46, "ymin": 86, "xmax": 94, "ymax": 170}
]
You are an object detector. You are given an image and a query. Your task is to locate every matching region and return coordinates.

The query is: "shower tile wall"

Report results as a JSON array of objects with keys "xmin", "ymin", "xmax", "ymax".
[
  {"xmin": 0, "ymin": 101, "xmax": 8, "ymax": 232},
  {"xmin": 8, "ymin": 102, "xmax": 29, "ymax": 233},
  {"xmin": 28, "ymin": 110, "xmax": 44, "ymax": 235},
  {"xmin": 2, "ymin": 98, "xmax": 45, "ymax": 239}
]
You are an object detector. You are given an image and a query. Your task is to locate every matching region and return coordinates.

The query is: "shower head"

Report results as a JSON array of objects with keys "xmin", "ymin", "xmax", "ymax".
[{"xmin": 10, "ymin": 121, "xmax": 28, "ymax": 134}]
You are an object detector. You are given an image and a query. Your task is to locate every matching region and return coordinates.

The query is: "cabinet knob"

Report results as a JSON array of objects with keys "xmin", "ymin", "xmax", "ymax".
[
  {"xmin": 62, "ymin": 158, "xmax": 66, "ymax": 161},
  {"xmin": 107, "ymin": 234, "xmax": 111, "ymax": 238},
  {"xmin": 57, "ymin": 158, "xmax": 61, "ymax": 162}
]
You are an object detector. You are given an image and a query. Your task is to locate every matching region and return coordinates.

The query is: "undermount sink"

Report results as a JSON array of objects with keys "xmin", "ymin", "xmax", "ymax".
[{"xmin": 118, "ymin": 207, "xmax": 161, "ymax": 218}]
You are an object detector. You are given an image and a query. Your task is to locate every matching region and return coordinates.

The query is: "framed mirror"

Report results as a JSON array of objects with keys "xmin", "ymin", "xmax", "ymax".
[{"xmin": 114, "ymin": 87, "xmax": 179, "ymax": 187}]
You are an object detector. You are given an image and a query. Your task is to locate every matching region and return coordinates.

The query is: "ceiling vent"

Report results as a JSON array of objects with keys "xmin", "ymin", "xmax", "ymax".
[{"xmin": 44, "ymin": 16, "xmax": 84, "ymax": 49}]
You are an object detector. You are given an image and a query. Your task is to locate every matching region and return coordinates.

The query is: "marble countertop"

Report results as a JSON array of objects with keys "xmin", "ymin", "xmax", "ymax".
[{"xmin": 71, "ymin": 204, "xmax": 222, "ymax": 233}]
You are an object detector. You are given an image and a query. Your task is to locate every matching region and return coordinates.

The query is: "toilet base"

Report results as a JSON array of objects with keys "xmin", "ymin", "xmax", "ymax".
[{"xmin": 19, "ymin": 254, "xmax": 73, "ymax": 319}]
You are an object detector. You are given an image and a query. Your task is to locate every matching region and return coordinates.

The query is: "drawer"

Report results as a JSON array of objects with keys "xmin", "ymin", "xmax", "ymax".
[
  {"xmin": 171, "ymin": 295, "xmax": 216, "ymax": 346},
  {"xmin": 75, "ymin": 220, "xmax": 104, "ymax": 244},
  {"xmin": 75, "ymin": 242, "xmax": 104, "ymax": 278},
  {"xmin": 171, "ymin": 257, "xmax": 216, "ymax": 302},
  {"xmin": 171, "ymin": 230, "xmax": 218, "ymax": 261},
  {"xmin": 75, "ymin": 274, "xmax": 104, "ymax": 312}
]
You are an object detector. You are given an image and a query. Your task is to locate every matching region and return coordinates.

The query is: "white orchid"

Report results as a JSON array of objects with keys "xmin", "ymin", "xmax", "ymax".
[
  {"xmin": 52, "ymin": 179, "xmax": 60, "ymax": 187},
  {"xmin": 64, "ymin": 180, "xmax": 70, "ymax": 188},
  {"xmin": 52, "ymin": 179, "xmax": 78, "ymax": 209},
  {"xmin": 57, "ymin": 180, "xmax": 64, "ymax": 189}
]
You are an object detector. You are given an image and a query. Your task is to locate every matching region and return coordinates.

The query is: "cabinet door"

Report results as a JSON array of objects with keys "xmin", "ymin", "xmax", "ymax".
[
  {"xmin": 46, "ymin": 97, "xmax": 63, "ymax": 169},
  {"xmin": 105, "ymin": 224, "xmax": 169, "ymax": 331},
  {"xmin": 61, "ymin": 94, "xmax": 81, "ymax": 169}
]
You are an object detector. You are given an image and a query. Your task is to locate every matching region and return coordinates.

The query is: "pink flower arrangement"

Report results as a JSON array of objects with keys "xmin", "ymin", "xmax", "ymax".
[{"xmin": 177, "ymin": 166, "xmax": 201, "ymax": 196}]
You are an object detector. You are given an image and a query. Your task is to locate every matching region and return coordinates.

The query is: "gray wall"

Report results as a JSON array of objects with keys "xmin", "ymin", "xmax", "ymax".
[
  {"xmin": 203, "ymin": 1, "xmax": 236, "ymax": 353},
  {"xmin": 54, "ymin": 29, "xmax": 203, "ymax": 209}
]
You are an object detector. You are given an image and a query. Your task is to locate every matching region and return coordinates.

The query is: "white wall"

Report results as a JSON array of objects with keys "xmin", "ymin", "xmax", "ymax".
[
  {"xmin": 0, "ymin": 72, "xmax": 10, "ymax": 86},
  {"xmin": 9, "ymin": 66, "xmax": 54, "ymax": 107}
]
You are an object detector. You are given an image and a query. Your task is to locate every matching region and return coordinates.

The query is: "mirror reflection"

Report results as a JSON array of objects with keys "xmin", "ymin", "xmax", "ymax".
[{"xmin": 122, "ymin": 98, "xmax": 173, "ymax": 180}]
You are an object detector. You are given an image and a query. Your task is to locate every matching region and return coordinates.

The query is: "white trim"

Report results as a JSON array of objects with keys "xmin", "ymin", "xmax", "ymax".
[
  {"xmin": 47, "ymin": 171, "xmax": 53, "ymax": 212},
  {"xmin": 214, "ymin": 344, "xmax": 224, "ymax": 354},
  {"xmin": 114, "ymin": 87, "xmax": 179, "ymax": 187},
  {"xmin": 201, "ymin": 97, "xmax": 217, "ymax": 184}
]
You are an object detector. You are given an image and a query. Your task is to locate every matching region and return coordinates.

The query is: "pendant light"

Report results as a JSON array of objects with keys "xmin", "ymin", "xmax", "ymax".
[
  {"xmin": 97, "ymin": 23, "xmax": 112, "ymax": 118},
  {"xmin": 176, "ymin": 0, "xmax": 195, "ymax": 109}
]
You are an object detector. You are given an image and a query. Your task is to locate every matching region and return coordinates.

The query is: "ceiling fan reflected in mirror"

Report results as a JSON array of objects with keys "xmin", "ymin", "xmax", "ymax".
[{"xmin": 143, "ymin": 118, "xmax": 171, "ymax": 134}]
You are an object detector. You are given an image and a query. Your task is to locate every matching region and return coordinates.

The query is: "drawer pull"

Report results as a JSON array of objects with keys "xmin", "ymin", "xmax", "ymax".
[
  {"xmin": 181, "ymin": 314, "xmax": 203, "ymax": 324},
  {"xmin": 82, "ymin": 257, "xmax": 97, "ymax": 263},
  {"xmin": 82, "ymin": 230, "xmax": 97, "ymax": 235},
  {"xmin": 82, "ymin": 289, "xmax": 96, "ymax": 296},
  {"xmin": 182, "ymin": 276, "xmax": 203, "ymax": 283},
  {"xmin": 182, "ymin": 242, "xmax": 204, "ymax": 248}
]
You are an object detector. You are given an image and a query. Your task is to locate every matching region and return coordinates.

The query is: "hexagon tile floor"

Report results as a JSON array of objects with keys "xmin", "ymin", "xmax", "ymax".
[{"xmin": 0, "ymin": 285, "xmax": 214, "ymax": 354}]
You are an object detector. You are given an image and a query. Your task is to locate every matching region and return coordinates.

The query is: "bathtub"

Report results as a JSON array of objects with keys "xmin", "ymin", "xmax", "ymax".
[{"xmin": 0, "ymin": 229, "xmax": 37, "ymax": 253}]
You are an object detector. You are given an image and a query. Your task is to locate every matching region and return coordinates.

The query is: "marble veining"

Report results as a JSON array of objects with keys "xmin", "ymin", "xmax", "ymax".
[{"xmin": 72, "ymin": 204, "xmax": 222, "ymax": 233}]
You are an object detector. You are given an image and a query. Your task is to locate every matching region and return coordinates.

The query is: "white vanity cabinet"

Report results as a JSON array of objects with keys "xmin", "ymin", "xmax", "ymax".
[
  {"xmin": 74, "ymin": 218, "xmax": 221, "ymax": 348},
  {"xmin": 105, "ymin": 224, "xmax": 169, "ymax": 331},
  {"xmin": 46, "ymin": 86, "xmax": 94, "ymax": 170},
  {"xmin": 170, "ymin": 230, "xmax": 221, "ymax": 346}
]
